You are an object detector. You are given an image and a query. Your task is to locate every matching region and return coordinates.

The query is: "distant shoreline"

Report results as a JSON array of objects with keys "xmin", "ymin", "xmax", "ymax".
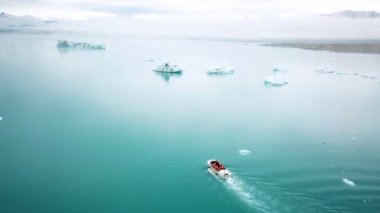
[
  {"xmin": 260, "ymin": 43, "xmax": 380, "ymax": 54},
  {"xmin": 187, "ymin": 36, "xmax": 380, "ymax": 54},
  {"xmin": 1, "ymin": 31, "xmax": 380, "ymax": 55}
]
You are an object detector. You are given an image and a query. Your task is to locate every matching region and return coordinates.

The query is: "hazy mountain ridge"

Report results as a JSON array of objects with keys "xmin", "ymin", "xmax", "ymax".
[
  {"xmin": 323, "ymin": 10, "xmax": 380, "ymax": 19},
  {"xmin": 1, "ymin": 11, "xmax": 380, "ymax": 40},
  {"xmin": 0, "ymin": 12, "xmax": 46, "ymax": 28}
]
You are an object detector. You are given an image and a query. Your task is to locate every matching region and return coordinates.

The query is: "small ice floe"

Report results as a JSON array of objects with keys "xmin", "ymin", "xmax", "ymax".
[
  {"xmin": 238, "ymin": 149, "xmax": 251, "ymax": 155},
  {"xmin": 154, "ymin": 62, "xmax": 182, "ymax": 73},
  {"xmin": 207, "ymin": 67, "xmax": 234, "ymax": 75},
  {"xmin": 0, "ymin": 116, "xmax": 2, "ymax": 121},
  {"xmin": 264, "ymin": 67, "xmax": 288, "ymax": 86},
  {"xmin": 336, "ymin": 72, "xmax": 355, "ymax": 76},
  {"xmin": 57, "ymin": 40, "xmax": 105, "ymax": 50},
  {"xmin": 315, "ymin": 67, "xmax": 335, "ymax": 74},
  {"xmin": 273, "ymin": 67, "xmax": 287, "ymax": 73},
  {"xmin": 342, "ymin": 178, "xmax": 356, "ymax": 187},
  {"xmin": 361, "ymin": 75, "xmax": 379, "ymax": 80},
  {"xmin": 145, "ymin": 58, "xmax": 154, "ymax": 62}
]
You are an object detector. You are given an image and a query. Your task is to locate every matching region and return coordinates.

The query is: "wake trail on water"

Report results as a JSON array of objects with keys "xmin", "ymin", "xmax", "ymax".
[
  {"xmin": 212, "ymin": 169, "xmax": 331, "ymax": 212},
  {"xmin": 221, "ymin": 174, "xmax": 328, "ymax": 213},
  {"xmin": 223, "ymin": 174, "xmax": 273, "ymax": 213}
]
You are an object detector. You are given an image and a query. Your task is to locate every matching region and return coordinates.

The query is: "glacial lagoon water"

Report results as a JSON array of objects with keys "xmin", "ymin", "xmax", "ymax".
[{"xmin": 0, "ymin": 34, "xmax": 380, "ymax": 213}]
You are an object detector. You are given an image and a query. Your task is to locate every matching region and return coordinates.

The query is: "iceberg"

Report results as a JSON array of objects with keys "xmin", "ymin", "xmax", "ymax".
[
  {"xmin": 207, "ymin": 67, "xmax": 234, "ymax": 75},
  {"xmin": 154, "ymin": 62, "xmax": 182, "ymax": 73},
  {"xmin": 264, "ymin": 67, "xmax": 288, "ymax": 86},
  {"xmin": 0, "ymin": 116, "xmax": 2, "ymax": 121},
  {"xmin": 342, "ymin": 178, "xmax": 355, "ymax": 186},
  {"xmin": 57, "ymin": 40, "xmax": 105, "ymax": 50},
  {"xmin": 336, "ymin": 72, "xmax": 354, "ymax": 76},
  {"xmin": 315, "ymin": 67, "xmax": 335, "ymax": 74},
  {"xmin": 238, "ymin": 149, "xmax": 251, "ymax": 155}
]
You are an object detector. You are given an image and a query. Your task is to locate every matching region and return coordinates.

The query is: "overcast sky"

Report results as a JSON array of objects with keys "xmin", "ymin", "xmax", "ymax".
[
  {"xmin": 1, "ymin": 0, "xmax": 380, "ymax": 20},
  {"xmin": 1, "ymin": 0, "xmax": 380, "ymax": 39}
]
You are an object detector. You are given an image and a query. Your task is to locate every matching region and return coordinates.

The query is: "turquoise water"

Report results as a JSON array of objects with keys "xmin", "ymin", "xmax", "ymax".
[{"xmin": 0, "ymin": 35, "xmax": 380, "ymax": 213}]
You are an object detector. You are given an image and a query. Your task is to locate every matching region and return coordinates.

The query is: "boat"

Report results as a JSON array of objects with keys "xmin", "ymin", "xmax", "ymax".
[
  {"xmin": 207, "ymin": 159, "xmax": 231, "ymax": 179},
  {"xmin": 207, "ymin": 67, "xmax": 234, "ymax": 75},
  {"xmin": 154, "ymin": 62, "xmax": 182, "ymax": 73}
]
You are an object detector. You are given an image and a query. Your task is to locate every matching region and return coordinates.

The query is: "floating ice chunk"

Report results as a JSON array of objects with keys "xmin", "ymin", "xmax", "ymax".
[
  {"xmin": 0, "ymin": 116, "xmax": 2, "ymax": 121},
  {"xmin": 264, "ymin": 67, "xmax": 288, "ymax": 86},
  {"xmin": 360, "ymin": 75, "xmax": 378, "ymax": 80},
  {"xmin": 273, "ymin": 67, "xmax": 287, "ymax": 74},
  {"xmin": 154, "ymin": 62, "xmax": 182, "ymax": 73},
  {"xmin": 315, "ymin": 67, "xmax": 335, "ymax": 74},
  {"xmin": 342, "ymin": 178, "xmax": 355, "ymax": 186},
  {"xmin": 207, "ymin": 67, "xmax": 234, "ymax": 75},
  {"xmin": 264, "ymin": 76, "xmax": 288, "ymax": 86},
  {"xmin": 239, "ymin": 149, "xmax": 251, "ymax": 155},
  {"xmin": 57, "ymin": 40, "xmax": 105, "ymax": 50},
  {"xmin": 336, "ymin": 72, "xmax": 353, "ymax": 76}
]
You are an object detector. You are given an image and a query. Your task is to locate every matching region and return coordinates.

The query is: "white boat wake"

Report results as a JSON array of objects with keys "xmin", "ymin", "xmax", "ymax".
[
  {"xmin": 223, "ymin": 174, "xmax": 271, "ymax": 212},
  {"xmin": 213, "ymin": 171, "xmax": 330, "ymax": 213}
]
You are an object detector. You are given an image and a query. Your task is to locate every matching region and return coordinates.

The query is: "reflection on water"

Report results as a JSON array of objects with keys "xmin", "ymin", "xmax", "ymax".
[
  {"xmin": 207, "ymin": 73, "xmax": 234, "ymax": 77},
  {"xmin": 57, "ymin": 47, "xmax": 106, "ymax": 56},
  {"xmin": 57, "ymin": 47, "xmax": 70, "ymax": 55},
  {"xmin": 263, "ymin": 81, "xmax": 288, "ymax": 88},
  {"xmin": 154, "ymin": 71, "xmax": 183, "ymax": 82}
]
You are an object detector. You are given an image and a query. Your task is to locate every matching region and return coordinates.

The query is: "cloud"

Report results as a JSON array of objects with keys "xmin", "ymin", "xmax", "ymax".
[
  {"xmin": 1, "ymin": 0, "xmax": 380, "ymax": 20},
  {"xmin": 1, "ymin": 0, "xmax": 380, "ymax": 39}
]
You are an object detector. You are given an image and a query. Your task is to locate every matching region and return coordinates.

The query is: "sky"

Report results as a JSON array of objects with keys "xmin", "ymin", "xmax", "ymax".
[
  {"xmin": 1, "ymin": 0, "xmax": 380, "ymax": 20},
  {"xmin": 1, "ymin": 0, "xmax": 380, "ymax": 39}
]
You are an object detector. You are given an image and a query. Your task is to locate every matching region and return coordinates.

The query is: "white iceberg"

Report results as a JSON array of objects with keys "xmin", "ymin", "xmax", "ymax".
[
  {"xmin": 57, "ymin": 40, "xmax": 105, "ymax": 50},
  {"xmin": 154, "ymin": 62, "xmax": 182, "ymax": 73},
  {"xmin": 238, "ymin": 149, "xmax": 251, "ymax": 155},
  {"xmin": 264, "ymin": 67, "xmax": 288, "ymax": 86},
  {"xmin": 207, "ymin": 67, "xmax": 234, "ymax": 75},
  {"xmin": 0, "ymin": 116, "xmax": 2, "ymax": 121},
  {"xmin": 342, "ymin": 178, "xmax": 355, "ymax": 186},
  {"xmin": 315, "ymin": 67, "xmax": 335, "ymax": 74}
]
